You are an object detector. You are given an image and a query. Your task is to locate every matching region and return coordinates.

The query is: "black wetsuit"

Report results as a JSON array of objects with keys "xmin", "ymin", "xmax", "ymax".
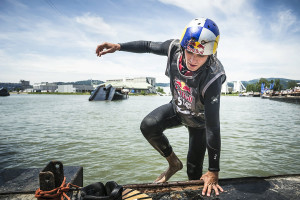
[{"xmin": 119, "ymin": 39, "xmax": 226, "ymax": 180}]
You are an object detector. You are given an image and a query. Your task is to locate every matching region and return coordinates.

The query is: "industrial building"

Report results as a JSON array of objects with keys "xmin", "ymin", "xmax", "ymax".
[
  {"xmin": 105, "ymin": 77, "xmax": 156, "ymax": 93},
  {"xmin": 0, "ymin": 80, "xmax": 32, "ymax": 91},
  {"xmin": 57, "ymin": 85, "xmax": 94, "ymax": 93},
  {"xmin": 33, "ymin": 82, "xmax": 58, "ymax": 92}
]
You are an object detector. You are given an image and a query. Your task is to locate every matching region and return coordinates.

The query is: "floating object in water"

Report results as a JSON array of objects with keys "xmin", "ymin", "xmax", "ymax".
[
  {"xmin": 89, "ymin": 84, "xmax": 128, "ymax": 101},
  {"xmin": 0, "ymin": 88, "xmax": 10, "ymax": 96}
]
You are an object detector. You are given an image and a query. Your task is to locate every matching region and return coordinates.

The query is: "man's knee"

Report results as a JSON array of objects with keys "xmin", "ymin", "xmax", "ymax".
[{"xmin": 140, "ymin": 115, "xmax": 160, "ymax": 138}]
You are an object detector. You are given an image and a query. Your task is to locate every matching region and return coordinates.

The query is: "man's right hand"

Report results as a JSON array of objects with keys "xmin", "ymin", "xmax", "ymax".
[
  {"xmin": 200, "ymin": 171, "xmax": 223, "ymax": 196},
  {"xmin": 96, "ymin": 42, "xmax": 121, "ymax": 57}
]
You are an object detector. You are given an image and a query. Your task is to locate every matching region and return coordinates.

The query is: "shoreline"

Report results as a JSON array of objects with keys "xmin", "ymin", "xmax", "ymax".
[{"xmin": 9, "ymin": 92, "xmax": 240, "ymax": 96}]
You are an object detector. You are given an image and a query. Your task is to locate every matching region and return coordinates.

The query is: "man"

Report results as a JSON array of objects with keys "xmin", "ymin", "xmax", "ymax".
[{"xmin": 96, "ymin": 18, "xmax": 226, "ymax": 196}]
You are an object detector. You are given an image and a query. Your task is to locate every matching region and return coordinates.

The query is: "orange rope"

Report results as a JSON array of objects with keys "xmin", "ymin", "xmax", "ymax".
[{"xmin": 35, "ymin": 177, "xmax": 80, "ymax": 200}]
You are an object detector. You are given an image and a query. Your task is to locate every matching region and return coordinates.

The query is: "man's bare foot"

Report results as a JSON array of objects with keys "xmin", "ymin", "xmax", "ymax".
[{"xmin": 154, "ymin": 151, "xmax": 183, "ymax": 183}]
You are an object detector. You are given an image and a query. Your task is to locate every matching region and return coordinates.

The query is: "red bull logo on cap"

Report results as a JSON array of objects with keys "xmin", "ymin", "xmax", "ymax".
[{"xmin": 187, "ymin": 40, "xmax": 205, "ymax": 55}]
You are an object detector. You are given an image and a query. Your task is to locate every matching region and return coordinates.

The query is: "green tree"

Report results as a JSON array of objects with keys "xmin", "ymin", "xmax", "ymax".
[
  {"xmin": 258, "ymin": 78, "xmax": 270, "ymax": 88},
  {"xmin": 273, "ymin": 79, "xmax": 283, "ymax": 91},
  {"xmin": 255, "ymin": 82, "xmax": 261, "ymax": 92},
  {"xmin": 256, "ymin": 78, "xmax": 271, "ymax": 93},
  {"xmin": 246, "ymin": 84, "xmax": 255, "ymax": 92},
  {"xmin": 246, "ymin": 83, "xmax": 261, "ymax": 92},
  {"xmin": 140, "ymin": 90, "xmax": 146, "ymax": 95},
  {"xmin": 287, "ymin": 80, "xmax": 297, "ymax": 89},
  {"xmin": 157, "ymin": 87, "xmax": 165, "ymax": 94}
]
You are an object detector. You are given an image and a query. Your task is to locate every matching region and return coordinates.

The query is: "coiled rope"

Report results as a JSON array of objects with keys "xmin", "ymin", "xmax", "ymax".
[{"xmin": 35, "ymin": 177, "xmax": 80, "ymax": 200}]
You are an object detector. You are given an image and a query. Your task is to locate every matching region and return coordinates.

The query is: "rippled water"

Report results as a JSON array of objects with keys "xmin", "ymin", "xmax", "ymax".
[{"xmin": 0, "ymin": 94, "xmax": 299, "ymax": 186}]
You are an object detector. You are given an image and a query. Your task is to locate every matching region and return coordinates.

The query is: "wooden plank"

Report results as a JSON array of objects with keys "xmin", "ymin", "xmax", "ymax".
[{"xmin": 122, "ymin": 188, "xmax": 152, "ymax": 200}]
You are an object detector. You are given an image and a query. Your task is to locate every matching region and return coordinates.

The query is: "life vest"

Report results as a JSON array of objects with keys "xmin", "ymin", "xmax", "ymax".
[{"xmin": 165, "ymin": 39, "xmax": 226, "ymax": 128}]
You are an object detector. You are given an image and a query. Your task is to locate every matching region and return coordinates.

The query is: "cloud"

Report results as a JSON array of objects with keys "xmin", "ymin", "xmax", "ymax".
[
  {"xmin": 1, "ymin": 0, "xmax": 299, "ymax": 84},
  {"xmin": 159, "ymin": 0, "xmax": 248, "ymax": 19},
  {"xmin": 75, "ymin": 13, "xmax": 117, "ymax": 36},
  {"xmin": 0, "ymin": 45, "xmax": 168, "ymax": 84},
  {"xmin": 5, "ymin": 0, "xmax": 28, "ymax": 10},
  {"xmin": 158, "ymin": 0, "xmax": 300, "ymax": 81},
  {"xmin": 270, "ymin": 9, "xmax": 300, "ymax": 36}
]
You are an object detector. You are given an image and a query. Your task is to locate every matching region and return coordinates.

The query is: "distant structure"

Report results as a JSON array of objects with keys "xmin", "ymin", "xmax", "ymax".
[
  {"xmin": 105, "ymin": 77, "xmax": 156, "ymax": 93},
  {"xmin": 232, "ymin": 80, "xmax": 246, "ymax": 93},
  {"xmin": 57, "ymin": 85, "xmax": 94, "ymax": 93},
  {"xmin": 0, "ymin": 80, "xmax": 32, "ymax": 91},
  {"xmin": 33, "ymin": 82, "xmax": 58, "ymax": 92},
  {"xmin": 221, "ymin": 80, "xmax": 234, "ymax": 94},
  {"xmin": 222, "ymin": 80, "xmax": 228, "ymax": 94},
  {"xmin": 32, "ymin": 82, "xmax": 94, "ymax": 93},
  {"xmin": 20, "ymin": 80, "xmax": 31, "ymax": 89}
]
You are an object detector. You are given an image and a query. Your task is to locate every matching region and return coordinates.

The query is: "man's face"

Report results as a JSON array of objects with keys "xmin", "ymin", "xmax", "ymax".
[{"xmin": 184, "ymin": 50, "xmax": 209, "ymax": 71}]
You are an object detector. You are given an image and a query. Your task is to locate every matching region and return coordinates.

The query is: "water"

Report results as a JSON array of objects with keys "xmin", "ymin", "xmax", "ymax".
[{"xmin": 0, "ymin": 94, "xmax": 299, "ymax": 186}]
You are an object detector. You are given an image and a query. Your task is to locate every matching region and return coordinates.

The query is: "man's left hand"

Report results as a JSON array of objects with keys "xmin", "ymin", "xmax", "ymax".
[{"xmin": 200, "ymin": 171, "xmax": 224, "ymax": 196}]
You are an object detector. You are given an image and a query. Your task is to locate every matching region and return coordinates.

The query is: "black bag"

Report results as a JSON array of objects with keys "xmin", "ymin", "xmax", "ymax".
[{"xmin": 80, "ymin": 181, "xmax": 123, "ymax": 200}]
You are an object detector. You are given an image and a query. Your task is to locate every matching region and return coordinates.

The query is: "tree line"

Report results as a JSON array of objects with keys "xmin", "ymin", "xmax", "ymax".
[{"xmin": 246, "ymin": 78, "xmax": 298, "ymax": 92}]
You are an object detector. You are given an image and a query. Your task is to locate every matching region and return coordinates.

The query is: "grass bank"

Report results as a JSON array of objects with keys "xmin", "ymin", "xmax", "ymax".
[
  {"xmin": 27, "ymin": 92, "xmax": 90, "ymax": 95},
  {"xmin": 221, "ymin": 93, "xmax": 239, "ymax": 96}
]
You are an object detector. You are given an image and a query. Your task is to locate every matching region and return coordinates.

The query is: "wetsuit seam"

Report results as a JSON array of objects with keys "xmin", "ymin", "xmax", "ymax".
[{"xmin": 202, "ymin": 71, "xmax": 225, "ymax": 98}]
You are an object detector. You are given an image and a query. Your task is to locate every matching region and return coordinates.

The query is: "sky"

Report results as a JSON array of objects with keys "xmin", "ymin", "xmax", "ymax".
[{"xmin": 0, "ymin": 0, "xmax": 300, "ymax": 84}]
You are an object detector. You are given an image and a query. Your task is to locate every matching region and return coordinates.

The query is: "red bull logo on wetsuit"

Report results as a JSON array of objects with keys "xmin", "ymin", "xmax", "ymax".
[
  {"xmin": 186, "ymin": 40, "xmax": 205, "ymax": 55},
  {"xmin": 174, "ymin": 78, "xmax": 194, "ymax": 110}
]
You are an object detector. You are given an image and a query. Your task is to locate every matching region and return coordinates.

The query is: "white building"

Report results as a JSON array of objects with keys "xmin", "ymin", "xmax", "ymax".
[
  {"xmin": 57, "ymin": 85, "xmax": 94, "ymax": 93},
  {"xmin": 221, "ymin": 80, "xmax": 228, "ymax": 94},
  {"xmin": 105, "ymin": 77, "xmax": 156, "ymax": 93},
  {"xmin": 232, "ymin": 80, "xmax": 246, "ymax": 93},
  {"xmin": 33, "ymin": 82, "xmax": 57, "ymax": 92}
]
